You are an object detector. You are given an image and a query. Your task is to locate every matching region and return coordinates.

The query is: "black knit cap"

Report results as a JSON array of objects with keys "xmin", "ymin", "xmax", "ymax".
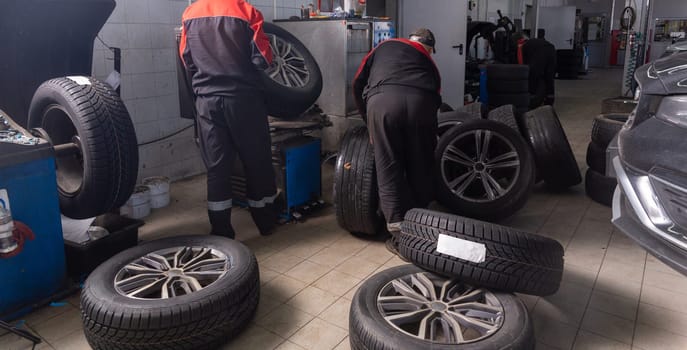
[{"xmin": 409, "ymin": 28, "xmax": 436, "ymax": 53}]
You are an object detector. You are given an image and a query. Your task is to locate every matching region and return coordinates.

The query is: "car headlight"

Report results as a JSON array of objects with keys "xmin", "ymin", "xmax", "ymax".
[{"xmin": 656, "ymin": 95, "xmax": 687, "ymax": 128}]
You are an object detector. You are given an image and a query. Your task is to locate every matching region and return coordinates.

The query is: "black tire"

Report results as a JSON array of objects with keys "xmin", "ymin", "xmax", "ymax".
[
  {"xmin": 333, "ymin": 126, "xmax": 385, "ymax": 236},
  {"xmin": 349, "ymin": 264, "xmax": 535, "ymax": 350},
  {"xmin": 28, "ymin": 76, "xmax": 139, "ymax": 219},
  {"xmin": 437, "ymin": 110, "xmax": 478, "ymax": 136},
  {"xmin": 486, "ymin": 64, "xmax": 530, "ymax": 81},
  {"xmin": 585, "ymin": 169, "xmax": 617, "ymax": 207},
  {"xmin": 399, "ymin": 208, "xmax": 564, "ymax": 296},
  {"xmin": 487, "ymin": 79, "xmax": 529, "ymax": 94},
  {"xmin": 487, "ymin": 104, "xmax": 519, "ymax": 131},
  {"xmin": 80, "ymin": 235, "xmax": 259, "ymax": 350},
  {"xmin": 586, "ymin": 141, "xmax": 607, "ymax": 174},
  {"xmin": 435, "ymin": 119, "xmax": 535, "ymax": 220},
  {"xmin": 522, "ymin": 106, "xmax": 582, "ymax": 189},
  {"xmin": 439, "ymin": 102, "xmax": 454, "ymax": 112},
  {"xmin": 601, "ymin": 97, "xmax": 637, "ymax": 114},
  {"xmin": 488, "ymin": 93, "xmax": 530, "ymax": 108},
  {"xmin": 260, "ymin": 23, "xmax": 323, "ymax": 119},
  {"xmin": 592, "ymin": 113, "xmax": 628, "ymax": 148}
]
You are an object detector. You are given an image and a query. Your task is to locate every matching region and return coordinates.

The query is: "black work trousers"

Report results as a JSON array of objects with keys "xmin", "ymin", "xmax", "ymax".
[
  {"xmin": 195, "ymin": 94, "xmax": 278, "ymax": 235},
  {"xmin": 366, "ymin": 88, "xmax": 438, "ymax": 224}
]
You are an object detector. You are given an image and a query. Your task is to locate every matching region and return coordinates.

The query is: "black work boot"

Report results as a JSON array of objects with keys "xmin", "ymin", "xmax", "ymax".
[
  {"xmin": 251, "ymin": 204, "xmax": 278, "ymax": 236},
  {"xmin": 208, "ymin": 209, "xmax": 235, "ymax": 239}
]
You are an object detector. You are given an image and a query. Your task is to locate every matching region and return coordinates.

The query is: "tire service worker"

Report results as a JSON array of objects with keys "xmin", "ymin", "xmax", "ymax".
[
  {"xmin": 353, "ymin": 28, "xmax": 442, "ymax": 238},
  {"xmin": 180, "ymin": 0, "xmax": 279, "ymax": 238},
  {"xmin": 514, "ymin": 32, "xmax": 556, "ymax": 108}
]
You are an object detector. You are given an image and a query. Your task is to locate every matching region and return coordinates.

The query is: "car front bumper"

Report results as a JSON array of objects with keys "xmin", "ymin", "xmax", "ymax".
[{"xmin": 612, "ymin": 157, "xmax": 687, "ymax": 276}]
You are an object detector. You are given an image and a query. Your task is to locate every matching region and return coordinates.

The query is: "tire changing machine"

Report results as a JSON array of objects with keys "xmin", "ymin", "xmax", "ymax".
[
  {"xmin": 0, "ymin": 111, "xmax": 67, "ymax": 340},
  {"xmin": 231, "ymin": 120, "xmax": 325, "ymax": 221}
]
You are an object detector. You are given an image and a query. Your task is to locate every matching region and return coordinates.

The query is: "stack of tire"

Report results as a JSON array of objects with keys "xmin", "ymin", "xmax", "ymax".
[
  {"xmin": 486, "ymin": 64, "xmax": 531, "ymax": 119},
  {"xmin": 556, "ymin": 49, "xmax": 584, "ymax": 80},
  {"xmin": 349, "ymin": 208, "xmax": 565, "ymax": 349},
  {"xmin": 585, "ymin": 97, "xmax": 636, "ymax": 206}
]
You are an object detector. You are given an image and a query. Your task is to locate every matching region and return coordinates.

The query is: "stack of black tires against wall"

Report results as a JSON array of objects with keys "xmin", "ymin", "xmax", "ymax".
[{"xmin": 585, "ymin": 97, "xmax": 637, "ymax": 206}]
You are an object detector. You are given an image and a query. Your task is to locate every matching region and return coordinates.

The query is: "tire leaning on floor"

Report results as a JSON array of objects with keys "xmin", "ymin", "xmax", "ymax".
[
  {"xmin": 591, "ymin": 113, "xmax": 628, "ymax": 149},
  {"xmin": 349, "ymin": 264, "xmax": 535, "ymax": 350},
  {"xmin": 522, "ymin": 105, "xmax": 582, "ymax": 189},
  {"xmin": 585, "ymin": 169, "xmax": 617, "ymax": 207},
  {"xmin": 28, "ymin": 76, "xmax": 139, "ymax": 219},
  {"xmin": 333, "ymin": 125, "xmax": 386, "ymax": 236},
  {"xmin": 435, "ymin": 119, "xmax": 535, "ymax": 221},
  {"xmin": 260, "ymin": 23, "xmax": 323, "ymax": 119},
  {"xmin": 80, "ymin": 235, "xmax": 259, "ymax": 350},
  {"xmin": 487, "ymin": 104, "xmax": 519, "ymax": 131},
  {"xmin": 398, "ymin": 209, "xmax": 565, "ymax": 296}
]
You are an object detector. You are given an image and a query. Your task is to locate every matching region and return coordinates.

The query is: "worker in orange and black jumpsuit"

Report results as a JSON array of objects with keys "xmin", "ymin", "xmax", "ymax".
[
  {"xmin": 515, "ymin": 33, "xmax": 557, "ymax": 108},
  {"xmin": 353, "ymin": 28, "xmax": 441, "ymax": 246},
  {"xmin": 180, "ymin": 0, "xmax": 279, "ymax": 238}
]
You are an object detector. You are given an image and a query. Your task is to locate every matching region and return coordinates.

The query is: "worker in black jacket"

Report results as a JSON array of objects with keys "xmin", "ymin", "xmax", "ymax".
[
  {"xmin": 514, "ymin": 33, "xmax": 556, "ymax": 107},
  {"xmin": 180, "ymin": 0, "xmax": 279, "ymax": 238},
  {"xmin": 353, "ymin": 28, "xmax": 441, "ymax": 240}
]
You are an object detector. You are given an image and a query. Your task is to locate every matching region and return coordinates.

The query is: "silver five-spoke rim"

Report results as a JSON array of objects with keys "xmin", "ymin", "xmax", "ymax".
[
  {"xmin": 265, "ymin": 34, "xmax": 310, "ymax": 87},
  {"xmin": 441, "ymin": 129, "xmax": 520, "ymax": 203},
  {"xmin": 114, "ymin": 246, "xmax": 230, "ymax": 299},
  {"xmin": 377, "ymin": 272, "xmax": 504, "ymax": 344}
]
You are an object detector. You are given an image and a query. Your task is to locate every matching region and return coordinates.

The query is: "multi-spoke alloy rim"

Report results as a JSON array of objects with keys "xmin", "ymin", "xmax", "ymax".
[
  {"xmin": 114, "ymin": 246, "xmax": 230, "ymax": 299},
  {"xmin": 440, "ymin": 129, "xmax": 521, "ymax": 203},
  {"xmin": 377, "ymin": 272, "xmax": 504, "ymax": 344},
  {"xmin": 265, "ymin": 34, "xmax": 310, "ymax": 88}
]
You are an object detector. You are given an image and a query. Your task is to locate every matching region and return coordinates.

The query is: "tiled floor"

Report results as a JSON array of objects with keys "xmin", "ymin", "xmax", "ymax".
[{"xmin": 5, "ymin": 68, "xmax": 687, "ymax": 350}]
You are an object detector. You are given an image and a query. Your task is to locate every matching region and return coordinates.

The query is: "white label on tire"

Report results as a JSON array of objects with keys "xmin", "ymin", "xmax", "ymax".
[
  {"xmin": 436, "ymin": 234, "xmax": 486, "ymax": 263},
  {"xmin": 0, "ymin": 189, "xmax": 9, "ymax": 211},
  {"xmin": 66, "ymin": 76, "xmax": 92, "ymax": 85}
]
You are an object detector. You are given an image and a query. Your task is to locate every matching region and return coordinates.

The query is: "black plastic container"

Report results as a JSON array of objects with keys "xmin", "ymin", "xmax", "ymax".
[
  {"xmin": 64, "ymin": 214, "xmax": 144, "ymax": 279},
  {"xmin": 0, "ymin": 0, "xmax": 115, "ymax": 127}
]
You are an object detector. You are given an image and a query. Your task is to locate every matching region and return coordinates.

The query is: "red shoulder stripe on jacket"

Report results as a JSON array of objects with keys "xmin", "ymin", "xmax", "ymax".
[{"xmin": 248, "ymin": 5, "xmax": 272, "ymax": 64}]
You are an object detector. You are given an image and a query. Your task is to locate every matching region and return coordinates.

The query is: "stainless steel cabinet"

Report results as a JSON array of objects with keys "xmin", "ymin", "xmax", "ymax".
[{"xmin": 276, "ymin": 19, "xmax": 373, "ymax": 117}]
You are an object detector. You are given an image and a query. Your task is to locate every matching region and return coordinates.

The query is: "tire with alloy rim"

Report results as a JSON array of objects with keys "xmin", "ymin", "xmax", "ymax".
[
  {"xmin": 522, "ymin": 105, "xmax": 581, "ymax": 189},
  {"xmin": 585, "ymin": 169, "xmax": 617, "ymax": 207},
  {"xmin": 333, "ymin": 125, "xmax": 385, "ymax": 236},
  {"xmin": 349, "ymin": 264, "xmax": 534, "ymax": 350},
  {"xmin": 592, "ymin": 113, "xmax": 628, "ymax": 149},
  {"xmin": 601, "ymin": 97, "xmax": 637, "ymax": 114},
  {"xmin": 260, "ymin": 23, "xmax": 323, "ymax": 119},
  {"xmin": 398, "ymin": 209, "xmax": 565, "ymax": 296},
  {"xmin": 28, "ymin": 76, "xmax": 138, "ymax": 219},
  {"xmin": 80, "ymin": 235, "xmax": 259, "ymax": 350},
  {"xmin": 435, "ymin": 119, "xmax": 535, "ymax": 220}
]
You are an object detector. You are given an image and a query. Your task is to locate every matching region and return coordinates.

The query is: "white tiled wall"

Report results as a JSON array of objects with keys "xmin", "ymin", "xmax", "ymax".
[{"xmin": 92, "ymin": 0, "xmax": 301, "ymax": 182}]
